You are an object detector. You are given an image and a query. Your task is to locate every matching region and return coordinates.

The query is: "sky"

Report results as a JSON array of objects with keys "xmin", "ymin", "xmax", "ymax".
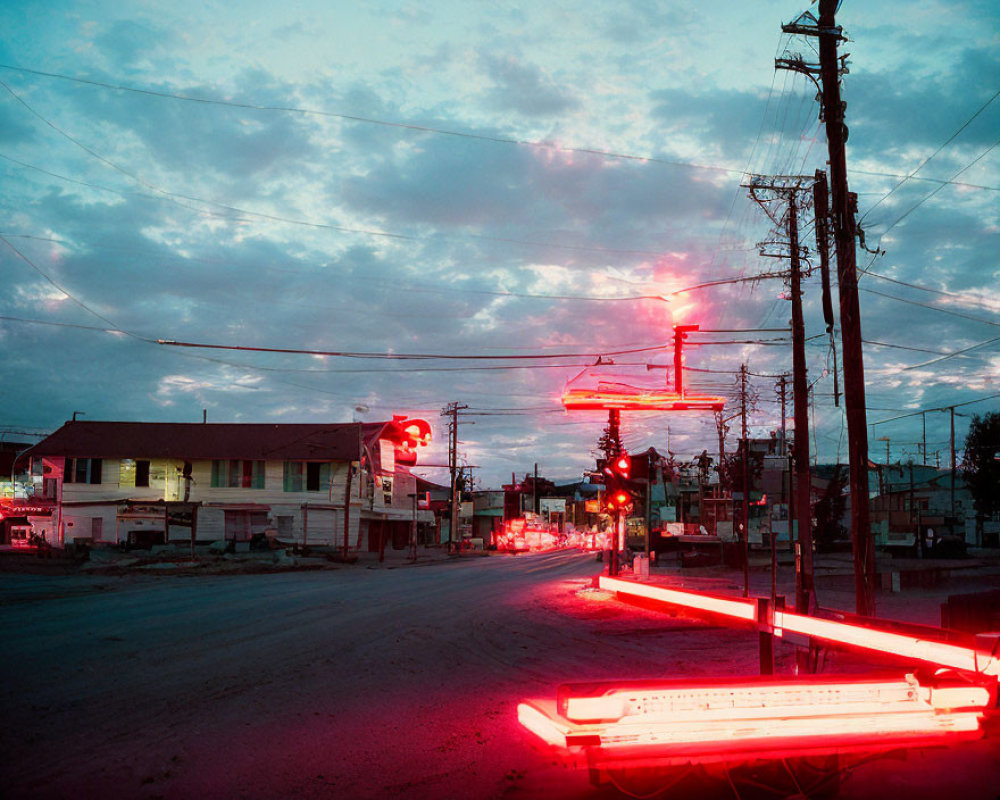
[{"xmin": 1, "ymin": 0, "xmax": 998, "ymax": 489}]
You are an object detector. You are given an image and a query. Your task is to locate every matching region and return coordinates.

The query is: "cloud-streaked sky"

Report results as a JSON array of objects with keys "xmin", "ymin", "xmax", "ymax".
[{"xmin": 1, "ymin": 1, "xmax": 997, "ymax": 488}]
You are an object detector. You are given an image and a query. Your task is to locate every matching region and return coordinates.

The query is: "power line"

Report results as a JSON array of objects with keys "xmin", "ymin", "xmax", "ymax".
[
  {"xmin": 875, "ymin": 135, "xmax": 1000, "ymax": 236},
  {"xmin": 861, "ymin": 268, "xmax": 1000, "ymax": 312},
  {"xmin": 861, "ymin": 287, "xmax": 1000, "ymax": 328},
  {"xmin": 156, "ymin": 338, "xmax": 671, "ymax": 361},
  {"xmin": 0, "ymin": 234, "xmax": 138, "ymax": 336},
  {"xmin": 900, "ymin": 334, "xmax": 1000, "ymax": 371},
  {"xmin": 859, "ymin": 87, "xmax": 1000, "ymax": 224},
  {"xmin": 5, "ymin": 64, "xmax": 996, "ymax": 195},
  {"xmin": 870, "ymin": 392, "xmax": 1000, "ymax": 426},
  {"xmin": 0, "ymin": 64, "xmax": 748, "ymax": 177}
]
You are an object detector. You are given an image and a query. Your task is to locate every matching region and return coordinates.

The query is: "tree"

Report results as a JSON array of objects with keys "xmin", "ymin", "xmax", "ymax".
[{"xmin": 962, "ymin": 411, "xmax": 1000, "ymax": 546}]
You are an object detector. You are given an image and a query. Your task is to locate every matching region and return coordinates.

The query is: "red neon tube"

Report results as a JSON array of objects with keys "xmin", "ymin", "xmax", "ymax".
[
  {"xmin": 599, "ymin": 575, "xmax": 756, "ymax": 623},
  {"xmin": 601, "ymin": 576, "xmax": 1000, "ymax": 677},
  {"xmin": 774, "ymin": 609, "xmax": 994, "ymax": 676}
]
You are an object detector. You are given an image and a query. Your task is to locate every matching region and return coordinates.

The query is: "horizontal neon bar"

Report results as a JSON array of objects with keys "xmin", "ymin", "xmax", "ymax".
[
  {"xmin": 562, "ymin": 390, "xmax": 726, "ymax": 411},
  {"xmin": 603, "ymin": 576, "xmax": 999, "ymax": 677},
  {"xmin": 597, "ymin": 709, "xmax": 983, "ymax": 749},
  {"xmin": 564, "ymin": 678, "xmax": 921, "ymax": 722},
  {"xmin": 600, "ymin": 575, "xmax": 756, "ymax": 623},
  {"xmin": 775, "ymin": 609, "xmax": 994, "ymax": 676}
]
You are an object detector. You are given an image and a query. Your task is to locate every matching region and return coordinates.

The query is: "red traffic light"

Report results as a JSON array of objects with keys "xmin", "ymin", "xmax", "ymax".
[{"xmin": 612, "ymin": 451, "xmax": 630, "ymax": 478}]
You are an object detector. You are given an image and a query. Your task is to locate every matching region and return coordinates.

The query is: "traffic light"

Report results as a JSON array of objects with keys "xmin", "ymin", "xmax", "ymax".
[{"xmin": 600, "ymin": 449, "xmax": 634, "ymax": 515}]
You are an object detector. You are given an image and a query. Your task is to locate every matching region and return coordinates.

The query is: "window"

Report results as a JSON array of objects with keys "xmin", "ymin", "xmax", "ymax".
[
  {"xmin": 381, "ymin": 476, "xmax": 393, "ymax": 506},
  {"xmin": 65, "ymin": 458, "xmax": 102, "ymax": 484},
  {"xmin": 283, "ymin": 461, "xmax": 303, "ymax": 492},
  {"xmin": 283, "ymin": 461, "xmax": 331, "ymax": 492},
  {"xmin": 211, "ymin": 460, "xmax": 264, "ymax": 489},
  {"xmin": 119, "ymin": 459, "xmax": 151, "ymax": 488},
  {"xmin": 276, "ymin": 516, "xmax": 294, "ymax": 537}
]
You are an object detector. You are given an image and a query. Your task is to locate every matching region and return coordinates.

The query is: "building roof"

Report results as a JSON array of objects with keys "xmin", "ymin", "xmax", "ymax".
[{"xmin": 27, "ymin": 420, "xmax": 391, "ymax": 462}]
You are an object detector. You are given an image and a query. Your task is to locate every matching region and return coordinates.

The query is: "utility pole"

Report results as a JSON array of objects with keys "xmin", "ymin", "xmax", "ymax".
[
  {"xmin": 533, "ymin": 462, "xmax": 539, "ymax": 515},
  {"xmin": 739, "ymin": 363, "xmax": 751, "ymax": 598},
  {"xmin": 777, "ymin": 374, "xmax": 790, "ymax": 562},
  {"xmin": 922, "ymin": 412, "xmax": 928, "ymax": 465},
  {"xmin": 714, "ymin": 410, "xmax": 726, "ymax": 475},
  {"xmin": 743, "ymin": 174, "xmax": 816, "ymax": 612},
  {"xmin": 950, "ymin": 406, "xmax": 957, "ymax": 538},
  {"xmin": 781, "ymin": 1, "xmax": 875, "ymax": 616},
  {"xmin": 441, "ymin": 402, "xmax": 468, "ymax": 552},
  {"xmin": 788, "ymin": 196, "xmax": 815, "ymax": 613},
  {"xmin": 814, "ymin": 169, "xmax": 840, "ymax": 407}
]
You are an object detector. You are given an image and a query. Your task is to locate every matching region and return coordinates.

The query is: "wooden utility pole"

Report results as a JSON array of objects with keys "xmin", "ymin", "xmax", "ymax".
[
  {"xmin": 739, "ymin": 363, "xmax": 751, "ymax": 597},
  {"xmin": 714, "ymin": 410, "xmax": 726, "ymax": 476},
  {"xmin": 814, "ymin": 170, "xmax": 840, "ymax": 407},
  {"xmin": 744, "ymin": 174, "xmax": 817, "ymax": 613},
  {"xmin": 950, "ymin": 406, "xmax": 957, "ymax": 537},
  {"xmin": 441, "ymin": 402, "xmax": 467, "ymax": 551},
  {"xmin": 788, "ymin": 196, "xmax": 816, "ymax": 613},
  {"xmin": 782, "ymin": 1, "xmax": 876, "ymax": 616},
  {"xmin": 817, "ymin": 0, "xmax": 875, "ymax": 617}
]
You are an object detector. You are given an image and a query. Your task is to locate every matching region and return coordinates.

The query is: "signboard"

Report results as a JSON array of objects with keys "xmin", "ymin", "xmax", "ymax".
[
  {"xmin": 539, "ymin": 498, "xmax": 565, "ymax": 514},
  {"xmin": 585, "ymin": 499, "xmax": 599, "ymax": 513},
  {"xmin": 0, "ymin": 501, "xmax": 53, "ymax": 518},
  {"xmin": 379, "ymin": 439, "xmax": 395, "ymax": 475}
]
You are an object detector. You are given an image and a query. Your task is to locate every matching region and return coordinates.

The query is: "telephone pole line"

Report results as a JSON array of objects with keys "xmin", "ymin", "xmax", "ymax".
[{"xmin": 780, "ymin": 1, "xmax": 876, "ymax": 617}]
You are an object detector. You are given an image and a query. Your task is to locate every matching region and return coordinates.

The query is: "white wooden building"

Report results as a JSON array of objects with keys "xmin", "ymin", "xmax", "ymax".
[{"xmin": 20, "ymin": 419, "xmax": 435, "ymax": 552}]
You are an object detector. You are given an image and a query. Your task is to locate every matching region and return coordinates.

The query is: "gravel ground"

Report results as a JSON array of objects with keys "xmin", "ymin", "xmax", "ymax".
[{"xmin": 1, "ymin": 548, "xmax": 998, "ymax": 799}]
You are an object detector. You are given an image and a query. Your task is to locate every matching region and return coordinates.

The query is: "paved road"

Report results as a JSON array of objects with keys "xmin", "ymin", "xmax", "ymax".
[{"xmin": 2, "ymin": 550, "xmax": 998, "ymax": 799}]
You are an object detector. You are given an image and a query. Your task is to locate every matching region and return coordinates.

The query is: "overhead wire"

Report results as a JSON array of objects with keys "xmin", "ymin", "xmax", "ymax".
[{"xmin": 859, "ymin": 87, "xmax": 1000, "ymax": 224}]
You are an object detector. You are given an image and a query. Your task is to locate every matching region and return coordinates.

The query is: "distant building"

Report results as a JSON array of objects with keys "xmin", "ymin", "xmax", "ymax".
[{"xmin": 9, "ymin": 418, "xmax": 435, "ymax": 550}]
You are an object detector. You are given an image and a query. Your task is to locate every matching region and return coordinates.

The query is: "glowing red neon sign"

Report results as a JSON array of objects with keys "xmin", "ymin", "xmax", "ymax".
[
  {"xmin": 561, "ymin": 388, "xmax": 725, "ymax": 412},
  {"xmin": 599, "ymin": 575, "xmax": 1000, "ymax": 677},
  {"xmin": 519, "ymin": 672, "xmax": 993, "ymax": 762}
]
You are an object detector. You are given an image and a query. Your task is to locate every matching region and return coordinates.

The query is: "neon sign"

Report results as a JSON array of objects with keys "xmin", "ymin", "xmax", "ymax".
[
  {"xmin": 519, "ymin": 672, "xmax": 994, "ymax": 764},
  {"xmin": 599, "ymin": 575, "xmax": 1000, "ymax": 677},
  {"xmin": 561, "ymin": 388, "xmax": 725, "ymax": 412}
]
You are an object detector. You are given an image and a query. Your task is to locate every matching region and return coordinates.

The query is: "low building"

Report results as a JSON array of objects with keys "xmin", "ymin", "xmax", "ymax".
[{"xmin": 15, "ymin": 418, "xmax": 435, "ymax": 551}]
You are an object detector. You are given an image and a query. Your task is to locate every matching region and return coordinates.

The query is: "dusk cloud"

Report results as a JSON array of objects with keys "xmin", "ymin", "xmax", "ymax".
[{"xmin": 0, "ymin": 0, "xmax": 996, "ymax": 484}]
